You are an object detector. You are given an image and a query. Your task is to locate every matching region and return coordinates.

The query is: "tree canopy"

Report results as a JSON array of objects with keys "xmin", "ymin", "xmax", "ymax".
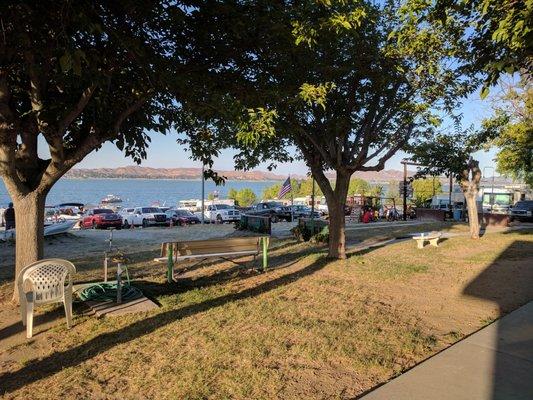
[
  {"xmin": 0, "ymin": 0, "xmax": 241, "ymax": 298},
  {"xmin": 482, "ymin": 79, "xmax": 533, "ymax": 186},
  {"xmin": 408, "ymin": 131, "xmax": 485, "ymax": 238},
  {"xmin": 407, "ymin": 0, "xmax": 532, "ymax": 93},
  {"xmin": 211, "ymin": 0, "xmax": 475, "ymax": 257},
  {"xmin": 412, "ymin": 178, "xmax": 442, "ymax": 207},
  {"xmin": 228, "ymin": 188, "xmax": 257, "ymax": 207}
]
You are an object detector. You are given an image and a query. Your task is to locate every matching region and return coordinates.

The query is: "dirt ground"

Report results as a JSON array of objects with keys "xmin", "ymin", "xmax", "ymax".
[{"xmin": 0, "ymin": 224, "xmax": 531, "ymax": 399}]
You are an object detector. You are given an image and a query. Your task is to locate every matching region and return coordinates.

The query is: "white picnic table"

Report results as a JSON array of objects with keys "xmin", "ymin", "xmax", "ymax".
[{"xmin": 412, "ymin": 231, "xmax": 442, "ymax": 249}]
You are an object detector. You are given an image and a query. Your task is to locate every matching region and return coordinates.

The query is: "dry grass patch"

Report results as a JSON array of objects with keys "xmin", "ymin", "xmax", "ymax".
[{"xmin": 0, "ymin": 230, "xmax": 531, "ymax": 399}]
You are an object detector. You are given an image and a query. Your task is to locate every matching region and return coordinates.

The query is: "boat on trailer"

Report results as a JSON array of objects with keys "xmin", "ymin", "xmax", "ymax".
[{"xmin": 1, "ymin": 219, "xmax": 77, "ymax": 242}]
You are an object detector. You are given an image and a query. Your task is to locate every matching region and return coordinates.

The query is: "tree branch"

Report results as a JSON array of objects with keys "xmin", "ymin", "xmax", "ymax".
[
  {"xmin": 0, "ymin": 71, "xmax": 27, "ymax": 194},
  {"xmin": 295, "ymin": 126, "xmax": 335, "ymax": 168},
  {"xmin": 112, "ymin": 96, "xmax": 148, "ymax": 135},
  {"xmin": 57, "ymin": 84, "xmax": 97, "ymax": 136},
  {"xmin": 358, "ymin": 125, "xmax": 414, "ymax": 171}
]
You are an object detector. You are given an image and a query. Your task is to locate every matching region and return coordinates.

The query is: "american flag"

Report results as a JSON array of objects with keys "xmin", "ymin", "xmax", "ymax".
[{"xmin": 278, "ymin": 177, "xmax": 292, "ymax": 199}]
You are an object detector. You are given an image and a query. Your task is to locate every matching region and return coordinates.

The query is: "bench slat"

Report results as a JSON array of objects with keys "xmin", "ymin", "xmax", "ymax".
[
  {"xmin": 161, "ymin": 237, "xmax": 264, "ymax": 258},
  {"xmin": 154, "ymin": 250, "xmax": 259, "ymax": 263}
]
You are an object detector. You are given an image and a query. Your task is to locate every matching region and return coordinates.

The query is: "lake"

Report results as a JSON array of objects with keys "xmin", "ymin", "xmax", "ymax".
[{"xmin": 0, "ymin": 178, "xmax": 279, "ymax": 207}]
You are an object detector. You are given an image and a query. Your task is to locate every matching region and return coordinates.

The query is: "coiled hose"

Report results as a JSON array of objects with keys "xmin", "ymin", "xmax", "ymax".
[{"xmin": 78, "ymin": 282, "xmax": 143, "ymax": 302}]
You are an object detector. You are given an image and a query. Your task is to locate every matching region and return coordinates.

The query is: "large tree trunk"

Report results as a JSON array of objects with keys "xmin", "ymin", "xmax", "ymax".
[
  {"xmin": 326, "ymin": 197, "xmax": 347, "ymax": 258},
  {"xmin": 460, "ymin": 159, "xmax": 482, "ymax": 240},
  {"xmin": 10, "ymin": 191, "xmax": 47, "ymax": 302},
  {"xmin": 317, "ymin": 171, "xmax": 351, "ymax": 259},
  {"xmin": 464, "ymin": 190, "xmax": 480, "ymax": 239}
]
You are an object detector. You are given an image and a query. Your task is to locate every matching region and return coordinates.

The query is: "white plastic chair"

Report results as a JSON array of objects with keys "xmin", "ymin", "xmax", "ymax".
[{"xmin": 17, "ymin": 259, "xmax": 76, "ymax": 338}]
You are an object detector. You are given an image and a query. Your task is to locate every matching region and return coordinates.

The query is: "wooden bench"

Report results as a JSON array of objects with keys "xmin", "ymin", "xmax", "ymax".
[
  {"xmin": 154, "ymin": 236, "xmax": 270, "ymax": 282},
  {"xmin": 412, "ymin": 232, "xmax": 442, "ymax": 249}
]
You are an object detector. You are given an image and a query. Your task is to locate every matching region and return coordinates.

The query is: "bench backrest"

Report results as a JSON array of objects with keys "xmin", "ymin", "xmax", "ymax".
[{"xmin": 161, "ymin": 237, "xmax": 267, "ymax": 258}]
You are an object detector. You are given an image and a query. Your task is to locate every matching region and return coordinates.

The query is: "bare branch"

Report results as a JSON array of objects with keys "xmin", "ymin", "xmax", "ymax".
[
  {"xmin": 0, "ymin": 72, "xmax": 27, "ymax": 194},
  {"xmin": 57, "ymin": 84, "xmax": 97, "ymax": 136},
  {"xmin": 112, "ymin": 96, "xmax": 148, "ymax": 135},
  {"xmin": 358, "ymin": 125, "xmax": 414, "ymax": 171},
  {"xmin": 295, "ymin": 126, "xmax": 335, "ymax": 168}
]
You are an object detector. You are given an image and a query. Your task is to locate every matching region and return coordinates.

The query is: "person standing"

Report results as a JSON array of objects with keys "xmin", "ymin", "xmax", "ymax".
[{"xmin": 4, "ymin": 202, "xmax": 15, "ymax": 230}]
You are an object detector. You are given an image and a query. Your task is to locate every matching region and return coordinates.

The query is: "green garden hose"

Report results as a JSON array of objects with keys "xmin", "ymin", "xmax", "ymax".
[{"xmin": 78, "ymin": 282, "xmax": 143, "ymax": 302}]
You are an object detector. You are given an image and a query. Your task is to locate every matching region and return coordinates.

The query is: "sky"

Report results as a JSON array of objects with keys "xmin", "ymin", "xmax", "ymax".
[{"xmin": 75, "ymin": 87, "xmax": 500, "ymax": 177}]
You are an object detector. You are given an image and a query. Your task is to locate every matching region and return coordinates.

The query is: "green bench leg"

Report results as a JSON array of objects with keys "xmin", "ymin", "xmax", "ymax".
[
  {"xmin": 262, "ymin": 237, "xmax": 269, "ymax": 272},
  {"xmin": 167, "ymin": 246, "xmax": 174, "ymax": 283}
]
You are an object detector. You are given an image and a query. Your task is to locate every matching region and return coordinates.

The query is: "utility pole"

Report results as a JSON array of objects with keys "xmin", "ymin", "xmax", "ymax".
[
  {"xmin": 311, "ymin": 177, "xmax": 316, "ymax": 218},
  {"xmin": 400, "ymin": 159, "xmax": 426, "ymax": 221},
  {"xmin": 201, "ymin": 163, "xmax": 205, "ymax": 225},
  {"xmin": 449, "ymin": 174, "xmax": 453, "ymax": 212},
  {"xmin": 290, "ymin": 175, "xmax": 294, "ymax": 223},
  {"xmin": 403, "ymin": 162, "xmax": 407, "ymax": 221}
]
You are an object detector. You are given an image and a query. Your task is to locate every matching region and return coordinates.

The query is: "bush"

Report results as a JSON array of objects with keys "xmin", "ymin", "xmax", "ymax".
[
  {"xmin": 311, "ymin": 226, "xmax": 329, "ymax": 244},
  {"xmin": 291, "ymin": 225, "xmax": 328, "ymax": 243}
]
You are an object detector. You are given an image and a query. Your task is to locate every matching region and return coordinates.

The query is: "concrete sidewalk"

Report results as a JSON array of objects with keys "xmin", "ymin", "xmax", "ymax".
[{"xmin": 361, "ymin": 301, "xmax": 533, "ymax": 400}]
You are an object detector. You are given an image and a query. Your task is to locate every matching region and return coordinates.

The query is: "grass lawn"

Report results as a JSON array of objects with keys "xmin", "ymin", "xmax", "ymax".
[{"xmin": 0, "ymin": 227, "xmax": 532, "ymax": 399}]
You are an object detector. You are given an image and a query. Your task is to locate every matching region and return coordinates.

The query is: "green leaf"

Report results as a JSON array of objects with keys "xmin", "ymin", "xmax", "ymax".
[
  {"xmin": 480, "ymin": 86, "xmax": 490, "ymax": 100},
  {"xmin": 59, "ymin": 53, "xmax": 72, "ymax": 72}
]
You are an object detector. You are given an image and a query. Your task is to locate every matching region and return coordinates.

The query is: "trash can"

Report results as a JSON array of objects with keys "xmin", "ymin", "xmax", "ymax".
[{"xmin": 453, "ymin": 209, "xmax": 462, "ymax": 221}]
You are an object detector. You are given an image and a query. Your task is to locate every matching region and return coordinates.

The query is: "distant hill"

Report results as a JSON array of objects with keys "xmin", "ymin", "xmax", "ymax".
[
  {"xmin": 65, "ymin": 166, "xmax": 292, "ymax": 181},
  {"xmin": 65, "ymin": 165, "xmax": 416, "ymax": 183}
]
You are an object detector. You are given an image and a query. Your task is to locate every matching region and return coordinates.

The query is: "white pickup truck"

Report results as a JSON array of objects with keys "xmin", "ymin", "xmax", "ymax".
[
  {"xmin": 122, "ymin": 207, "xmax": 168, "ymax": 228},
  {"xmin": 203, "ymin": 204, "xmax": 241, "ymax": 223}
]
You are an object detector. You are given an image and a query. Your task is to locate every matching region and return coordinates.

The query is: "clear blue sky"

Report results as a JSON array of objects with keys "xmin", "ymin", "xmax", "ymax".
[{"xmin": 77, "ymin": 87, "xmax": 499, "ymax": 176}]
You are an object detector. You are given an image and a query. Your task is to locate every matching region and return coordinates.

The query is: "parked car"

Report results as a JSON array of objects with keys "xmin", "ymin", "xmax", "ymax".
[
  {"xmin": 250, "ymin": 202, "xmax": 292, "ymax": 222},
  {"xmin": 166, "ymin": 208, "xmax": 201, "ymax": 225},
  {"xmin": 509, "ymin": 200, "xmax": 533, "ymax": 222},
  {"xmin": 122, "ymin": 207, "xmax": 168, "ymax": 228},
  {"xmin": 81, "ymin": 208, "xmax": 122, "ymax": 229},
  {"xmin": 290, "ymin": 205, "xmax": 321, "ymax": 219},
  {"xmin": 203, "ymin": 204, "xmax": 241, "ymax": 223},
  {"xmin": 120, "ymin": 208, "xmax": 135, "ymax": 217}
]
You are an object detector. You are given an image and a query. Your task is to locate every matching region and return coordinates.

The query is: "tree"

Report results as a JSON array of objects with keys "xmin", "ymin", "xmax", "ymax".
[
  {"xmin": 228, "ymin": 188, "xmax": 257, "ymax": 207},
  {"xmin": 482, "ymin": 79, "xmax": 533, "ymax": 186},
  {"xmin": 412, "ymin": 178, "xmax": 442, "ymax": 207},
  {"xmin": 348, "ymin": 178, "xmax": 371, "ymax": 196},
  {"xmin": 0, "ymin": 1, "xmax": 217, "ymax": 299},
  {"xmin": 297, "ymin": 178, "xmax": 323, "ymax": 198},
  {"xmin": 235, "ymin": 188, "xmax": 257, "ymax": 207},
  {"xmin": 387, "ymin": 180, "xmax": 401, "ymax": 204},
  {"xmin": 227, "ymin": 1, "xmax": 472, "ymax": 259},
  {"xmin": 262, "ymin": 183, "xmax": 282, "ymax": 200},
  {"xmin": 409, "ymin": 133, "xmax": 484, "ymax": 239},
  {"xmin": 227, "ymin": 188, "xmax": 239, "ymax": 202}
]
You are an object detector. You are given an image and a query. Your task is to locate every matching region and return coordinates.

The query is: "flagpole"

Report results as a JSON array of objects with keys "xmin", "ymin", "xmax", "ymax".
[{"xmin": 290, "ymin": 175, "xmax": 294, "ymax": 222}]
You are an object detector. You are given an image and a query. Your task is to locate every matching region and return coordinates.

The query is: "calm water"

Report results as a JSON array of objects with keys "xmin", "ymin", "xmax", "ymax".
[{"xmin": 0, "ymin": 178, "xmax": 278, "ymax": 207}]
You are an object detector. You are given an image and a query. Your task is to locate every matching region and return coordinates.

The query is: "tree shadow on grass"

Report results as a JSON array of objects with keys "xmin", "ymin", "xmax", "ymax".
[
  {"xmin": 0, "ymin": 243, "xmax": 308, "ymax": 343},
  {"xmin": 0, "ymin": 252, "xmax": 332, "ymax": 394},
  {"xmin": 462, "ymin": 239, "xmax": 533, "ymax": 400},
  {"xmin": 0, "ymin": 241, "xmax": 308, "ymax": 343},
  {"xmin": 136, "ymin": 245, "xmax": 315, "ymax": 299}
]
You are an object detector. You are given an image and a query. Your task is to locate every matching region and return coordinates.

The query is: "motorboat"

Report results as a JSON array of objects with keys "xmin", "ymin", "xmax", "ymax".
[
  {"xmin": 44, "ymin": 219, "xmax": 78, "ymax": 235},
  {"xmin": 101, "ymin": 194, "xmax": 123, "ymax": 204},
  {"xmin": 1, "ymin": 219, "xmax": 76, "ymax": 242}
]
